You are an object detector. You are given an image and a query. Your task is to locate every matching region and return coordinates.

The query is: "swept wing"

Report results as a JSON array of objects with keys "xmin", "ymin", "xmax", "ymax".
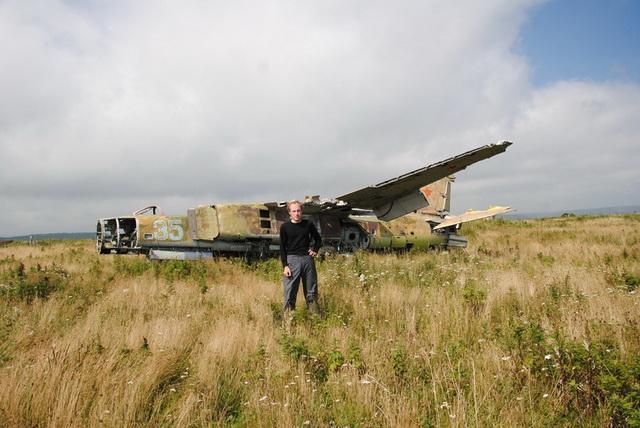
[{"xmin": 336, "ymin": 141, "xmax": 512, "ymax": 221}]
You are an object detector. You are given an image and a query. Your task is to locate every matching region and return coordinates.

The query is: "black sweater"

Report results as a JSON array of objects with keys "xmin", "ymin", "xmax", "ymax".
[{"xmin": 279, "ymin": 220, "xmax": 322, "ymax": 267}]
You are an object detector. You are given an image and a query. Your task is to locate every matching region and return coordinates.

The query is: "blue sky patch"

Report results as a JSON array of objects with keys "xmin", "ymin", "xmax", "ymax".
[{"xmin": 520, "ymin": 0, "xmax": 640, "ymax": 86}]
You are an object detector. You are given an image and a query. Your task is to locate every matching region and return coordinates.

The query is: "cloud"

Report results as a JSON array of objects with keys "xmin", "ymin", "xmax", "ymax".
[
  {"xmin": 0, "ymin": 0, "xmax": 638, "ymax": 235},
  {"xmin": 453, "ymin": 80, "xmax": 640, "ymax": 212}
]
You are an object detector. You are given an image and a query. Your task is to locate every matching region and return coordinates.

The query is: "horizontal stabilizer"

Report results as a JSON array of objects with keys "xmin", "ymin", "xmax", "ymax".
[{"xmin": 432, "ymin": 206, "xmax": 514, "ymax": 230}]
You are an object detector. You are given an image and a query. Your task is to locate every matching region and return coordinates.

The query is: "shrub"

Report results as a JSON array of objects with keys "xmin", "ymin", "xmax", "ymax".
[
  {"xmin": 327, "ymin": 348, "xmax": 345, "ymax": 373},
  {"xmin": 280, "ymin": 334, "xmax": 310, "ymax": 362},
  {"xmin": 153, "ymin": 260, "xmax": 208, "ymax": 283},
  {"xmin": 462, "ymin": 279, "xmax": 486, "ymax": 313},
  {"xmin": 346, "ymin": 340, "xmax": 367, "ymax": 375},
  {"xmin": 537, "ymin": 252, "xmax": 555, "ymax": 266},
  {"xmin": 391, "ymin": 346, "xmax": 408, "ymax": 381},
  {"xmin": 622, "ymin": 272, "xmax": 640, "ymax": 291},
  {"xmin": 114, "ymin": 256, "xmax": 152, "ymax": 277},
  {"xmin": 0, "ymin": 263, "xmax": 67, "ymax": 303}
]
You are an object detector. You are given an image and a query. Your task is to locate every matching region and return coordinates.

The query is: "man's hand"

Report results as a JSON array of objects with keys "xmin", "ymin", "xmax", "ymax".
[
  {"xmin": 283, "ymin": 266, "xmax": 292, "ymax": 277},
  {"xmin": 308, "ymin": 249, "xmax": 317, "ymax": 257}
]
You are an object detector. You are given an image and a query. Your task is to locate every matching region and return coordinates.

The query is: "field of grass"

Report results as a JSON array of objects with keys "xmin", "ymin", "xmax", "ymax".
[{"xmin": 1, "ymin": 215, "xmax": 639, "ymax": 427}]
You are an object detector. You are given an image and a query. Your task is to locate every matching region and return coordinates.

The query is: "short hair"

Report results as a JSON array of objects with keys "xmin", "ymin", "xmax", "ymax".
[{"xmin": 287, "ymin": 200, "xmax": 302, "ymax": 212}]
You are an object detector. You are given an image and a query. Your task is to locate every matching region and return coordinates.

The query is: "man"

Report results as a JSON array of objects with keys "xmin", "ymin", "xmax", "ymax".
[{"xmin": 280, "ymin": 200, "xmax": 322, "ymax": 315}]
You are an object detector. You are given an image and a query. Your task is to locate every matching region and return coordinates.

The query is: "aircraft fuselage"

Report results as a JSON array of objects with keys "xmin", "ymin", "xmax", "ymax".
[{"xmin": 96, "ymin": 203, "xmax": 457, "ymax": 260}]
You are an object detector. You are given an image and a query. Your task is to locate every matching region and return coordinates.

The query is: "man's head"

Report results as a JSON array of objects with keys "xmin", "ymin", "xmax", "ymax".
[{"xmin": 287, "ymin": 200, "xmax": 303, "ymax": 223}]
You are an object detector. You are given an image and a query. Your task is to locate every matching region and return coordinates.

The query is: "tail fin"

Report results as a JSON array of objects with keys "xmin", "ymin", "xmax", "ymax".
[{"xmin": 419, "ymin": 176, "xmax": 454, "ymax": 215}]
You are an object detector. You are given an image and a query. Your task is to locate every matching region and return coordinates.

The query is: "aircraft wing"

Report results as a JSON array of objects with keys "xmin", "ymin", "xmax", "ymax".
[
  {"xmin": 432, "ymin": 206, "xmax": 514, "ymax": 230},
  {"xmin": 336, "ymin": 141, "xmax": 512, "ymax": 221}
]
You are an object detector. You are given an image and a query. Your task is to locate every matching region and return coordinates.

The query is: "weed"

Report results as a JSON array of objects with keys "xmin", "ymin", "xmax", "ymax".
[
  {"xmin": 0, "ymin": 263, "xmax": 67, "ymax": 303},
  {"xmin": 391, "ymin": 345, "xmax": 408, "ymax": 381},
  {"xmin": 537, "ymin": 252, "xmax": 555, "ymax": 266},
  {"xmin": 346, "ymin": 340, "xmax": 367, "ymax": 375},
  {"xmin": 198, "ymin": 278, "xmax": 209, "ymax": 294},
  {"xmin": 269, "ymin": 301, "xmax": 283, "ymax": 323},
  {"xmin": 327, "ymin": 348, "xmax": 345, "ymax": 373},
  {"xmin": 280, "ymin": 334, "xmax": 310, "ymax": 362},
  {"xmin": 250, "ymin": 258, "xmax": 283, "ymax": 282},
  {"xmin": 114, "ymin": 256, "xmax": 151, "ymax": 277},
  {"xmin": 622, "ymin": 272, "xmax": 640, "ymax": 291},
  {"xmin": 462, "ymin": 279, "xmax": 486, "ymax": 313},
  {"xmin": 608, "ymin": 270, "xmax": 640, "ymax": 291},
  {"xmin": 153, "ymin": 259, "xmax": 208, "ymax": 283},
  {"xmin": 212, "ymin": 376, "xmax": 245, "ymax": 424},
  {"xmin": 1, "ymin": 215, "xmax": 639, "ymax": 426}
]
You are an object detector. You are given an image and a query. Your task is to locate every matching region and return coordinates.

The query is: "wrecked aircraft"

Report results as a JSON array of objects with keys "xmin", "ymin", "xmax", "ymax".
[{"xmin": 96, "ymin": 141, "xmax": 513, "ymax": 260}]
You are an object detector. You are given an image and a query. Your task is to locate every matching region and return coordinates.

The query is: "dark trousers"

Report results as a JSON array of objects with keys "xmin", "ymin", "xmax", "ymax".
[{"xmin": 283, "ymin": 255, "xmax": 318, "ymax": 310}]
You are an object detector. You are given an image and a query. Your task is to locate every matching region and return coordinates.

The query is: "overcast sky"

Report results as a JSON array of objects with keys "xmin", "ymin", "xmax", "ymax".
[{"xmin": 1, "ymin": 0, "xmax": 639, "ymax": 235}]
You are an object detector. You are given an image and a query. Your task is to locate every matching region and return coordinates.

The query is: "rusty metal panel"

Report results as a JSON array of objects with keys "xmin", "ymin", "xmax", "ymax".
[
  {"xmin": 194, "ymin": 205, "xmax": 219, "ymax": 240},
  {"xmin": 137, "ymin": 216, "xmax": 158, "ymax": 242},
  {"xmin": 385, "ymin": 213, "xmax": 431, "ymax": 236},
  {"xmin": 136, "ymin": 215, "xmax": 194, "ymax": 247},
  {"xmin": 187, "ymin": 209, "xmax": 197, "ymax": 240},
  {"xmin": 216, "ymin": 204, "xmax": 273, "ymax": 240},
  {"xmin": 274, "ymin": 209, "xmax": 288, "ymax": 232}
]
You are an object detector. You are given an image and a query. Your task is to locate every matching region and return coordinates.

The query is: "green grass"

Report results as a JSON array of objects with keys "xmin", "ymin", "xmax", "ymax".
[{"xmin": 0, "ymin": 214, "xmax": 639, "ymax": 426}]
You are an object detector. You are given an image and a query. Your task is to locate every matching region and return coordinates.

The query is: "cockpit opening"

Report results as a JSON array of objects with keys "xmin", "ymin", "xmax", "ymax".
[{"xmin": 96, "ymin": 217, "xmax": 139, "ymax": 254}]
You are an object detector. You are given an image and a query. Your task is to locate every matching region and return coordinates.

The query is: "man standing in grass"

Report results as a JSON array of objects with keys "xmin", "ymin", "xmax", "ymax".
[{"xmin": 280, "ymin": 200, "xmax": 322, "ymax": 316}]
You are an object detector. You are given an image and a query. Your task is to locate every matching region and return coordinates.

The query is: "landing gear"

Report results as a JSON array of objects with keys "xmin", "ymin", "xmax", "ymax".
[{"xmin": 243, "ymin": 241, "xmax": 271, "ymax": 264}]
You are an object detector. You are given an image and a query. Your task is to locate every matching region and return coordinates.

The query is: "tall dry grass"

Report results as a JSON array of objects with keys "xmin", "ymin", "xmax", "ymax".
[{"xmin": 0, "ymin": 215, "xmax": 639, "ymax": 427}]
